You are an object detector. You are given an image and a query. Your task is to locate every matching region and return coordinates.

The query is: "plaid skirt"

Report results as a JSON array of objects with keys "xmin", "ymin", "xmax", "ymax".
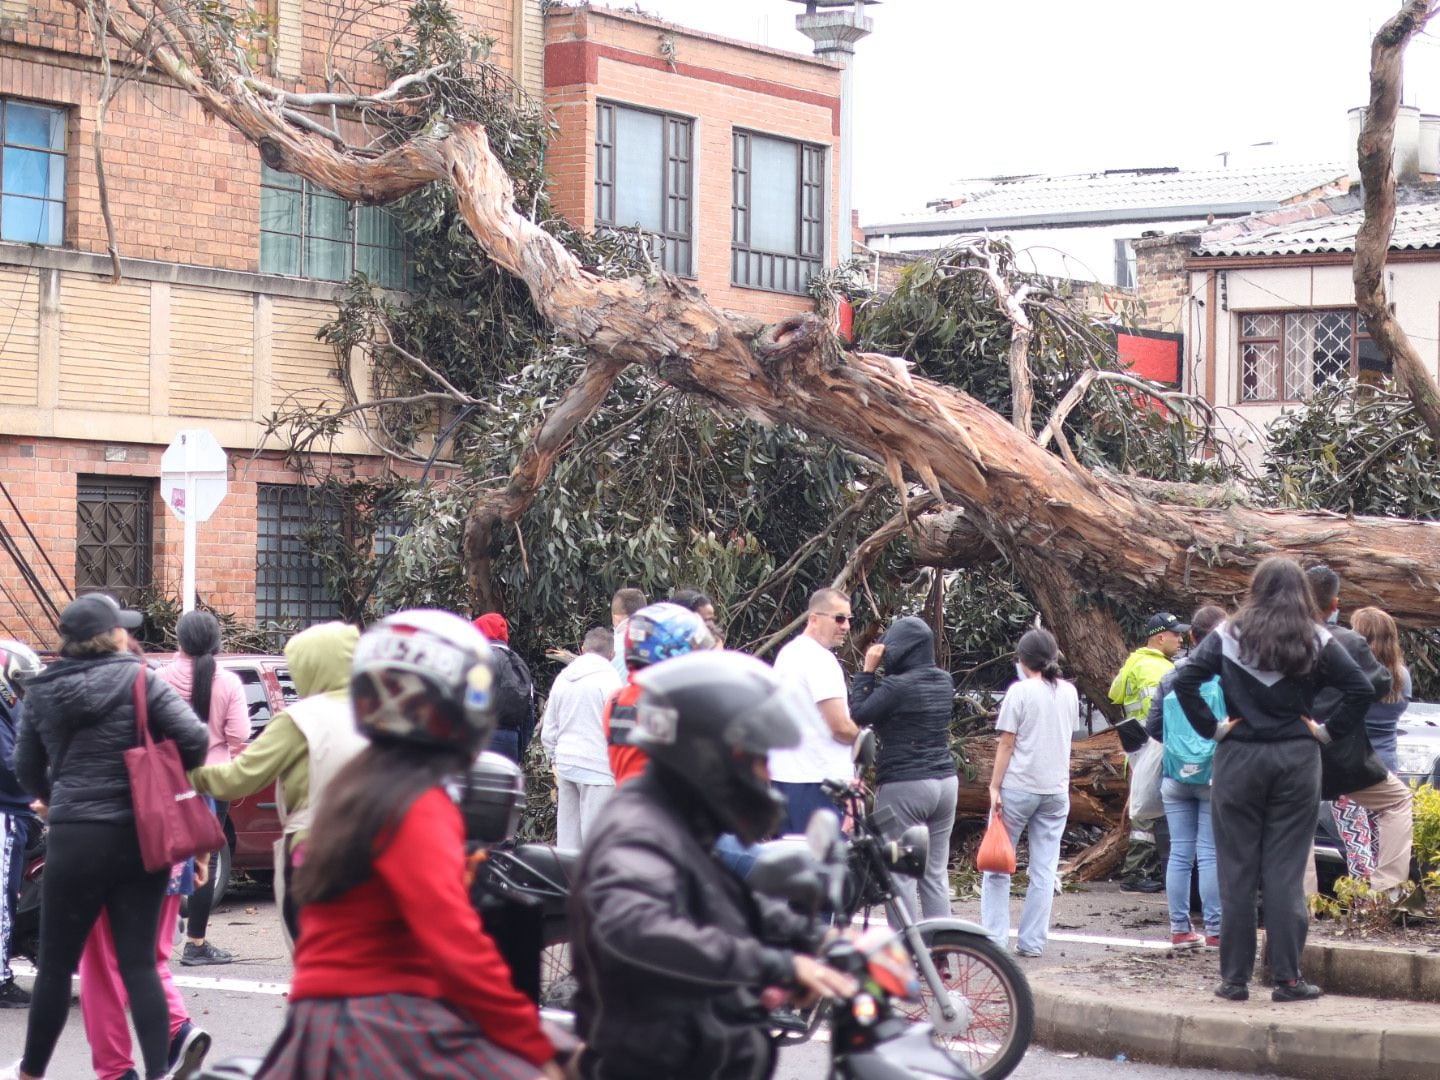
[{"xmin": 256, "ymin": 994, "xmax": 545, "ymax": 1080}]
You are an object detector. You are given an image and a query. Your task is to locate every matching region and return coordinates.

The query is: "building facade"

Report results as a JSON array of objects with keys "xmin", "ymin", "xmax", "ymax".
[{"xmin": 0, "ymin": 0, "xmax": 839, "ymax": 645}]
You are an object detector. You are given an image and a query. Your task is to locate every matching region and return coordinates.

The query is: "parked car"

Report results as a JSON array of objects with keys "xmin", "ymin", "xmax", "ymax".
[
  {"xmin": 210, "ymin": 654, "xmax": 296, "ymax": 904},
  {"xmin": 1314, "ymin": 701, "xmax": 1440, "ymax": 890}
]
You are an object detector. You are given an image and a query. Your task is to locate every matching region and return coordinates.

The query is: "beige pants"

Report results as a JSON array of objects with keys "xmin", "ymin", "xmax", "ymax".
[{"xmin": 1304, "ymin": 772, "xmax": 1415, "ymax": 895}]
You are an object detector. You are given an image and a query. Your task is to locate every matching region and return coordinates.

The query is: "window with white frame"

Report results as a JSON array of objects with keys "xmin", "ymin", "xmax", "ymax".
[
  {"xmin": 260, "ymin": 163, "xmax": 408, "ymax": 288},
  {"xmin": 1238, "ymin": 310, "xmax": 1385, "ymax": 402},
  {"xmin": 1, "ymin": 99, "xmax": 66, "ymax": 246},
  {"xmin": 594, "ymin": 102, "xmax": 694, "ymax": 276},
  {"xmin": 731, "ymin": 130, "xmax": 824, "ymax": 294}
]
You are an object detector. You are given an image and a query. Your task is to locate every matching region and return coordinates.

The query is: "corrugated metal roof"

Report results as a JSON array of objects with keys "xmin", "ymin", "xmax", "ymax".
[
  {"xmin": 865, "ymin": 163, "xmax": 1349, "ymax": 236},
  {"xmin": 1194, "ymin": 200, "xmax": 1440, "ymax": 256}
]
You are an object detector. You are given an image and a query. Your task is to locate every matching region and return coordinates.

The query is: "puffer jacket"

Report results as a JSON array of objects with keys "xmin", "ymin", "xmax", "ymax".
[
  {"xmin": 15, "ymin": 652, "xmax": 209, "ymax": 824},
  {"xmin": 848, "ymin": 616, "xmax": 955, "ymax": 785},
  {"xmin": 571, "ymin": 769, "xmax": 821, "ymax": 1079}
]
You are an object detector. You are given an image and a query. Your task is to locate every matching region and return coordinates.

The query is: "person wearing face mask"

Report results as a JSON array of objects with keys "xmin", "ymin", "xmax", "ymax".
[{"xmin": 980, "ymin": 629, "xmax": 1077, "ymax": 959}]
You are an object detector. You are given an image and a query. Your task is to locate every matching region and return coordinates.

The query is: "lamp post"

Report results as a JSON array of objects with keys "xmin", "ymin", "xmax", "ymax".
[{"xmin": 790, "ymin": 1, "xmax": 877, "ymax": 263}]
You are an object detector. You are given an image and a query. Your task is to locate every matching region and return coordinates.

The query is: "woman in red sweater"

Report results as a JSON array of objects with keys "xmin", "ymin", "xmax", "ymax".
[{"xmin": 256, "ymin": 609, "xmax": 563, "ymax": 1080}]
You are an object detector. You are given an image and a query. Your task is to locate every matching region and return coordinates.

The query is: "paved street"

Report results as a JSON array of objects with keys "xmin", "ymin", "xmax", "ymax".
[{"xmin": 0, "ymin": 879, "xmax": 1298, "ymax": 1079}]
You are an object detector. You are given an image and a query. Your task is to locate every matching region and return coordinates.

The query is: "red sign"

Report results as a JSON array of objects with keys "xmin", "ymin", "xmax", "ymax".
[{"xmin": 1116, "ymin": 330, "xmax": 1183, "ymax": 386}]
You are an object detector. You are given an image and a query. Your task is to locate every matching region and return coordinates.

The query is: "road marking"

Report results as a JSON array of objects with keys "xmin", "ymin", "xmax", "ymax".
[{"xmin": 10, "ymin": 960, "xmax": 290, "ymax": 997}]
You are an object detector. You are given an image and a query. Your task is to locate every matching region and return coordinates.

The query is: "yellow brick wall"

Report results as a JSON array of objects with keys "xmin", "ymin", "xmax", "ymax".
[
  {"xmin": 0, "ymin": 267, "xmax": 40, "ymax": 406},
  {"xmin": 170, "ymin": 287, "xmax": 254, "ymax": 420},
  {"xmin": 58, "ymin": 275, "xmax": 150, "ymax": 413}
]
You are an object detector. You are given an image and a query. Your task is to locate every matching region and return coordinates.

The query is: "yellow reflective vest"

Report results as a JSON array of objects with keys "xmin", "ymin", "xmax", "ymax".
[{"xmin": 1108, "ymin": 646, "xmax": 1175, "ymax": 723}]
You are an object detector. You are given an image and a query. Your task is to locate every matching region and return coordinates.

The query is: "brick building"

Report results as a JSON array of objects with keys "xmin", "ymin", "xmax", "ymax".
[{"xmin": 0, "ymin": 0, "xmax": 843, "ymax": 646}]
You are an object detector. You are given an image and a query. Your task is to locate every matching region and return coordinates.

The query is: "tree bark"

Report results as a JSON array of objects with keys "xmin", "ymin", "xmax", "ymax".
[
  {"xmin": 958, "ymin": 730, "xmax": 1127, "ymax": 828},
  {"xmin": 1354, "ymin": 0, "xmax": 1440, "ymax": 443}
]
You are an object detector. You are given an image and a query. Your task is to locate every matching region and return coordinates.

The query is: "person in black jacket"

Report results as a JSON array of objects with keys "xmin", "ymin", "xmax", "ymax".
[
  {"xmin": 7, "ymin": 596, "xmax": 208, "ymax": 1080},
  {"xmin": 572, "ymin": 651, "xmax": 854, "ymax": 1080},
  {"xmin": 1174, "ymin": 557, "xmax": 1372, "ymax": 1005},
  {"xmin": 849, "ymin": 616, "xmax": 956, "ymax": 922}
]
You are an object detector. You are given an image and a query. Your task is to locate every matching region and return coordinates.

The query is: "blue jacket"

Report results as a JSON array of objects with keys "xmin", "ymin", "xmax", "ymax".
[{"xmin": 0, "ymin": 698, "xmax": 32, "ymax": 814}]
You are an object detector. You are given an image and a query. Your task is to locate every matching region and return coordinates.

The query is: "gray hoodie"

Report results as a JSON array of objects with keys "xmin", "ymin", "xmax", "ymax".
[{"xmin": 542, "ymin": 651, "xmax": 623, "ymax": 780}]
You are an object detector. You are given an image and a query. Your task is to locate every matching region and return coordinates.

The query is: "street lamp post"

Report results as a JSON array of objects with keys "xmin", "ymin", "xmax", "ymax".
[{"xmin": 790, "ymin": 1, "xmax": 877, "ymax": 264}]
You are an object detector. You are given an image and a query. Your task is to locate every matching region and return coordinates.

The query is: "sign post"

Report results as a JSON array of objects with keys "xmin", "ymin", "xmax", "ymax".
[{"xmin": 160, "ymin": 429, "xmax": 230, "ymax": 613}]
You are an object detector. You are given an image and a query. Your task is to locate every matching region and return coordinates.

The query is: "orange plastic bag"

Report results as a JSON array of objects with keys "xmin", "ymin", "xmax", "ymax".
[{"xmin": 976, "ymin": 813, "xmax": 1016, "ymax": 874}]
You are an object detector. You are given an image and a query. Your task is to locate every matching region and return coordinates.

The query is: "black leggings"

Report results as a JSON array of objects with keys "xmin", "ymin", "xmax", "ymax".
[
  {"xmin": 186, "ymin": 800, "xmax": 229, "ymax": 939},
  {"xmin": 22, "ymin": 822, "xmax": 170, "ymax": 1079}
]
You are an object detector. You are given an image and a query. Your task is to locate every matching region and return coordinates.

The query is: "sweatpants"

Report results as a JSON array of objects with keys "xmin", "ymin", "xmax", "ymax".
[
  {"xmin": 874, "ymin": 775, "xmax": 959, "ymax": 922},
  {"xmin": 81, "ymin": 893, "xmax": 191, "ymax": 1080},
  {"xmin": 555, "ymin": 780, "xmax": 612, "ymax": 850},
  {"xmin": 22, "ymin": 821, "xmax": 170, "ymax": 1079},
  {"xmin": 1210, "ymin": 738, "xmax": 1320, "ymax": 987}
]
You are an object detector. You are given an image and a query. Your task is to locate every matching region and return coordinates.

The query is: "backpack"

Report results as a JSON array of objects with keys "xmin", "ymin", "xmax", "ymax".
[
  {"xmin": 491, "ymin": 647, "xmax": 534, "ymax": 733},
  {"xmin": 1160, "ymin": 676, "xmax": 1223, "ymax": 785}
]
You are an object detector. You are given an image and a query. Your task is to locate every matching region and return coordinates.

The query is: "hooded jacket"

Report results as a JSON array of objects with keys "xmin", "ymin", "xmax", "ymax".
[
  {"xmin": 848, "ymin": 616, "xmax": 955, "ymax": 785},
  {"xmin": 541, "ymin": 650, "xmax": 621, "ymax": 779},
  {"xmin": 189, "ymin": 622, "xmax": 358, "ymax": 834},
  {"xmin": 15, "ymin": 651, "xmax": 209, "ymax": 825}
]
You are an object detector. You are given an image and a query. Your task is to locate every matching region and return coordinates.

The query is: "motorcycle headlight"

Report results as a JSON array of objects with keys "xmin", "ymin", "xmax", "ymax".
[{"xmin": 1394, "ymin": 742, "xmax": 1439, "ymax": 779}]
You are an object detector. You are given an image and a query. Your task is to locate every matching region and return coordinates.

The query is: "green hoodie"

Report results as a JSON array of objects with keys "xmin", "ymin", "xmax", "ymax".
[
  {"xmin": 189, "ymin": 621, "xmax": 358, "ymax": 836},
  {"xmin": 1108, "ymin": 645, "xmax": 1174, "ymax": 723}
]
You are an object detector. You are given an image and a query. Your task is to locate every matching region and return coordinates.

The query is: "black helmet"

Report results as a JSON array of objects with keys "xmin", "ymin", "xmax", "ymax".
[
  {"xmin": 630, "ymin": 650, "xmax": 808, "ymax": 844},
  {"xmin": 351, "ymin": 609, "xmax": 498, "ymax": 757}
]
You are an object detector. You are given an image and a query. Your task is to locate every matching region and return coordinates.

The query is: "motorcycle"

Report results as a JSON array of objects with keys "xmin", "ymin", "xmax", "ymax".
[
  {"xmin": 750, "ymin": 814, "xmax": 981, "ymax": 1079},
  {"xmin": 759, "ymin": 729, "xmax": 1033, "ymax": 1080}
]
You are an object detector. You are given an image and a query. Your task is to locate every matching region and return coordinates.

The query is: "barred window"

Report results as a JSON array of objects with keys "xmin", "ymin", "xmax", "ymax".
[
  {"xmin": 1238, "ymin": 310, "xmax": 1382, "ymax": 402},
  {"xmin": 255, "ymin": 484, "xmax": 342, "ymax": 636},
  {"xmin": 1, "ymin": 99, "xmax": 66, "ymax": 246},
  {"xmin": 75, "ymin": 476, "xmax": 153, "ymax": 606},
  {"xmin": 731, "ymin": 131, "xmax": 824, "ymax": 294},
  {"xmin": 594, "ymin": 102, "xmax": 693, "ymax": 276},
  {"xmin": 260, "ymin": 163, "xmax": 408, "ymax": 288}
]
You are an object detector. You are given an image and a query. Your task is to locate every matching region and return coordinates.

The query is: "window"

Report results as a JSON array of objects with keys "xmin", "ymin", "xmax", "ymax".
[
  {"xmin": 731, "ymin": 130, "xmax": 824, "ymax": 294},
  {"xmin": 260, "ymin": 163, "xmax": 407, "ymax": 288},
  {"xmin": 255, "ymin": 484, "xmax": 343, "ymax": 635},
  {"xmin": 1113, "ymin": 238, "xmax": 1136, "ymax": 289},
  {"xmin": 1238, "ymin": 310, "xmax": 1384, "ymax": 402},
  {"xmin": 75, "ymin": 477, "xmax": 153, "ymax": 605},
  {"xmin": 594, "ymin": 102, "xmax": 693, "ymax": 276},
  {"xmin": 1, "ymin": 99, "xmax": 65, "ymax": 246}
]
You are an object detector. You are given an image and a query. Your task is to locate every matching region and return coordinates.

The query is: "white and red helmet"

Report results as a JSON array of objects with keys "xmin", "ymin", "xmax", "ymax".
[{"xmin": 351, "ymin": 609, "xmax": 498, "ymax": 757}]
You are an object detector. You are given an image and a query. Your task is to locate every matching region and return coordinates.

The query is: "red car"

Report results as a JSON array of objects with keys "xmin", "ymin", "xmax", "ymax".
[{"xmin": 211, "ymin": 654, "xmax": 296, "ymax": 903}]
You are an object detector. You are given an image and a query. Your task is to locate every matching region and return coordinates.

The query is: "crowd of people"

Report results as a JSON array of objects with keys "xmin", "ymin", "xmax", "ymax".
[{"xmin": 0, "ymin": 553, "xmax": 1426, "ymax": 1077}]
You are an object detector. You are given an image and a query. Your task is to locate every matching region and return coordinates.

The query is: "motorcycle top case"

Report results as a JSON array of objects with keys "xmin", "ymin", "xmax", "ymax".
[{"xmin": 451, "ymin": 751, "xmax": 526, "ymax": 845}]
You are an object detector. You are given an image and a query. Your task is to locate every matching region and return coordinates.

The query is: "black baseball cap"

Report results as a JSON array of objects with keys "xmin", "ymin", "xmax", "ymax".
[
  {"xmin": 1144, "ymin": 612, "xmax": 1189, "ymax": 637},
  {"xmin": 58, "ymin": 594, "xmax": 144, "ymax": 641}
]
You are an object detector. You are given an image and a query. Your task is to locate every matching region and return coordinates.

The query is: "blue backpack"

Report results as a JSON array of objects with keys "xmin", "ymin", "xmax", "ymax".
[{"xmin": 1160, "ymin": 676, "xmax": 1223, "ymax": 784}]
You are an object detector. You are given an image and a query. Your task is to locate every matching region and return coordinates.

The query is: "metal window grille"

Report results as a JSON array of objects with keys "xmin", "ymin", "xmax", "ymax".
[
  {"xmin": 0, "ymin": 98, "xmax": 66, "ymax": 246},
  {"xmin": 594, "ymin": 102, "xmax": 693, "ymax": 277},
  {"xmin": 75, "ymin": 477, "xmax": 153, "ymax": 606},
  {"xmin": 255, "ymin": 484, "xmax": 342, "ymax": 636},
  {"xmin": 259, "ymin": 163, "xmax": 408, "ymax": 288},
  {"xmin": 1238, "ymin": 310, "xmax": 1378, "ymax": 402},
  {"xmin": 731, "ymin": 130, "xmax": 825, "ymax": 295}
]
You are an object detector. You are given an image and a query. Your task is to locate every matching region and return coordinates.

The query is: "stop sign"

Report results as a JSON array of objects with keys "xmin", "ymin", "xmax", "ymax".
[{"xmin": 160, "ymin": 429, "xmax": 229, "ymax": 523}]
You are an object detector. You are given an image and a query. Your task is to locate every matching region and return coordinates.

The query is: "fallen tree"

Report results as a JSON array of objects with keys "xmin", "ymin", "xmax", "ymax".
[{"xmin": 71, "ymin": 0, "xmax": 1440, "ymax": 875}]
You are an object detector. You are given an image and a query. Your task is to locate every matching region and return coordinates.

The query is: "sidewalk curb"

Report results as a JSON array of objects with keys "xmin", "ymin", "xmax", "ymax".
[
  {"xmin": 1030, "ymin": 979, "xmax": 1440, "ymax": 1080},
  {"xmin": 1299, "ymin": 938, "xmax": 1440, "ymax": 1002}
]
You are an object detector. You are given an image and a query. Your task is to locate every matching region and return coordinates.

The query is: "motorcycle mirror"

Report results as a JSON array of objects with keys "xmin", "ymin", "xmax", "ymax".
[
  {"xmin": 805, "ymin": 809, "xmax": 840, "ymax": 863},
  {"xmin": 748, "ymin": 847, "xmax": 825, "ymax": 910},
  {"xmin": 852, "ymin": 728, "xmax": 876, "ymax": 770}
]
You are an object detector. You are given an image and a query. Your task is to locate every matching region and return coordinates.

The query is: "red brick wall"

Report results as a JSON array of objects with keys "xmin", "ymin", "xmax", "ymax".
[
  {"xmin": 543, "ymin": 6, "xmax": 843, "ymax": 324},
  {"xmin": 0, "ymin": 435, "xmax": 397, "ymax": 649}
]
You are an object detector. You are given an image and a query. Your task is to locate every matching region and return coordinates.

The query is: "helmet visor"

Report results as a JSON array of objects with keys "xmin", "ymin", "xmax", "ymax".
[{"xmin": 724, "ymin": 677, "xmax": 808, "ymax": 756}]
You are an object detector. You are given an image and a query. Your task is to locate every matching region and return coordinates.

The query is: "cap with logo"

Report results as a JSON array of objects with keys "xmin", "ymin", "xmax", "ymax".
[{"xmin": 1144, "ymin": 611, "xmax": 1190, "ymax": 638}]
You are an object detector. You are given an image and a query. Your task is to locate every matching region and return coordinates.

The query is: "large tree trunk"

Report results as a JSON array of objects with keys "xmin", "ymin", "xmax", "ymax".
[
  {"xmin": 959, "ymin": 730, "xmax": 1127, "ymax": 828},
  {"xmin": 1355, "ymin": 0, "xmax": 1440, "ymax": 443}
]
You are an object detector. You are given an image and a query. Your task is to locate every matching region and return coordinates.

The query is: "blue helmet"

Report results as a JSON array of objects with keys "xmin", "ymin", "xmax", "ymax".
[{"xmin": 624, "ymin": 602, "xmax": 715, "ymax": 670}]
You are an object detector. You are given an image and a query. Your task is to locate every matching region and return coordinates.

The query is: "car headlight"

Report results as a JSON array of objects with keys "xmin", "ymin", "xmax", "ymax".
[{"xmin": 1394, "ymin": 741, "xmax": 1438, "ymax": 777}]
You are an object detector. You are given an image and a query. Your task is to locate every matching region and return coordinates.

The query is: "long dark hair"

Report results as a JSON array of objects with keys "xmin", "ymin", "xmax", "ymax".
[
  {"xmin": 1231, "ymin": 557, "xmax": 1320, "ymax": 677},
  {"xmin": 1016, "ymin": 628, "xmax": 1063, "ymax": 684},
  {"xmin": 291, "ymin": 741, "xmax": 467, "ymax": 906},
  {"xmin": 177, "ymin": 610, "xmax": 222, "ymax": 722}
]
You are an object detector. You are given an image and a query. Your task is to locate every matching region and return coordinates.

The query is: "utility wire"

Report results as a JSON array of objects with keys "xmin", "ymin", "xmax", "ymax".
[{"xmin": 0, "ymin": 476, "xmax": 73, "ymax": 604}]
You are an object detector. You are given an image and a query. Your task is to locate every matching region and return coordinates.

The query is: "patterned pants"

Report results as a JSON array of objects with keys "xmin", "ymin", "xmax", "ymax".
[
  {"xmin": 0, "ymin": 811, "xmax": 18, "ymax": 983},
  {"xmin": 1331, "ymin": 797, "xmax": 1377, "ymax": 880}
]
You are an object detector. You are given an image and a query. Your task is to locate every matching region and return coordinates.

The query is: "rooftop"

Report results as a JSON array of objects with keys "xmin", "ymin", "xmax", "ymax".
[
  {"xmin": 864, "ymin": 163, "xmax": 1350, "ymax": 237},
  {"xmin": 1193, "ymin": 189, "xmax": 1440, "ymax": 256}
]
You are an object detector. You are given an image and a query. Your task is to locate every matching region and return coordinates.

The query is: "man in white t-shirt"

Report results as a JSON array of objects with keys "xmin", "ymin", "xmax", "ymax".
[{"xmin": 769, "ymin": 587, "xmax": 860, "ymax": 834}]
